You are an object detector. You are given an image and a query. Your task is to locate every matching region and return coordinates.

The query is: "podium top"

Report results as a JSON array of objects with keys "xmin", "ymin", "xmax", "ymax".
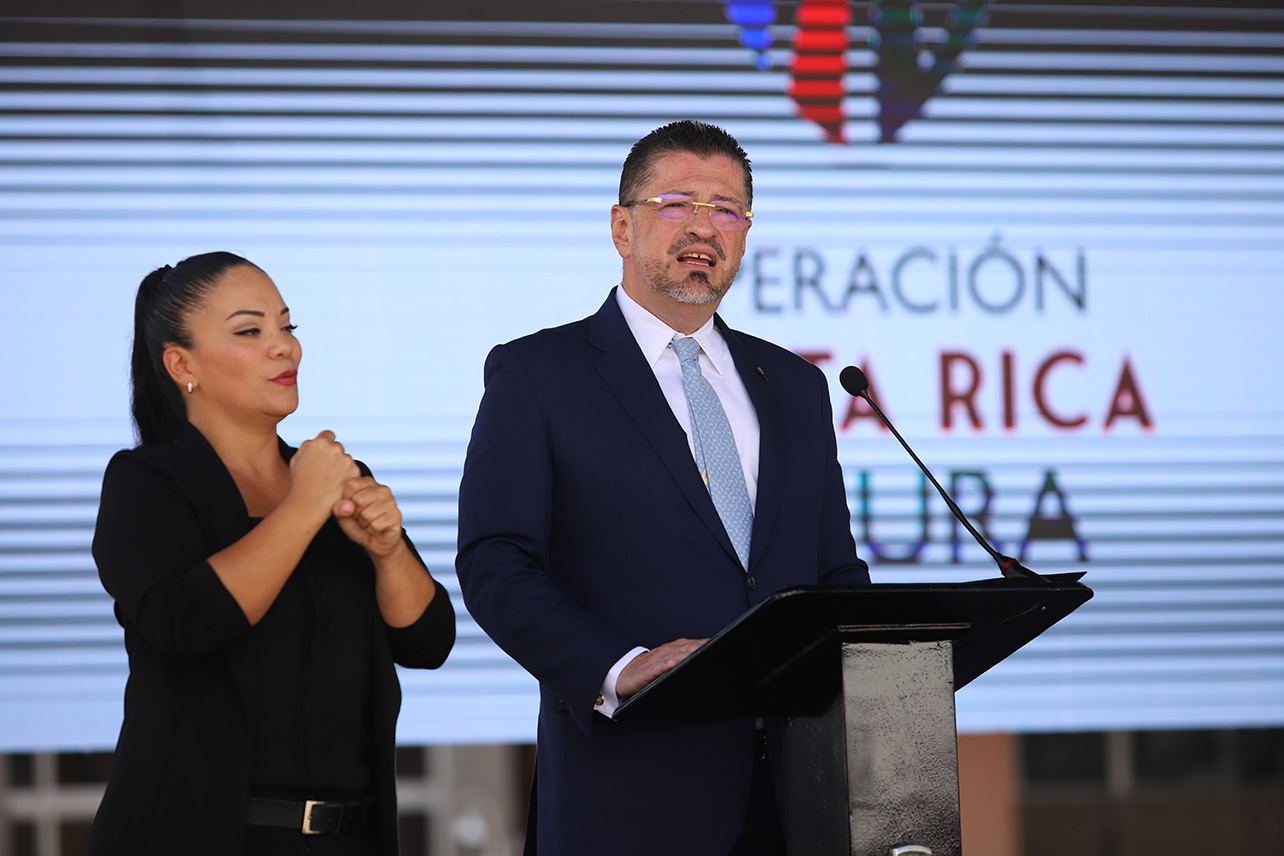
[{"xmin": 614, "ymin": 573, "xmax": 1092, "ymax": 722}]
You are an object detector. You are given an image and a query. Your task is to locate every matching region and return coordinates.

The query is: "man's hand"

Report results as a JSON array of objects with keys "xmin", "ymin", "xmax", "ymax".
[{"xmin": 616, "ymin": 637, "xmax": 709, "ymax": 698}]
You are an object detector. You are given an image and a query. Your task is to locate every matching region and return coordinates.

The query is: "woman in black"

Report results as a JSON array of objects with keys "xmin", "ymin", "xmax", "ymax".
[{"xmin": 89, "ymin": 252, "xmax": 455, "ymax": 855}]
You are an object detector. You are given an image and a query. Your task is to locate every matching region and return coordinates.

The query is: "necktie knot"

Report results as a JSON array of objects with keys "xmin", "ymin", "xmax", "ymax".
[{"xmin": 671, "ymin": 336, "xmax": 701, "ymax": 363}]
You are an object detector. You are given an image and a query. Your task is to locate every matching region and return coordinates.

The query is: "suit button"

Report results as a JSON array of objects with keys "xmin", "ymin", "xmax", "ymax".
[{"xmin": 747, "ymin": 576, "xmax": 757, "ymax": 591}]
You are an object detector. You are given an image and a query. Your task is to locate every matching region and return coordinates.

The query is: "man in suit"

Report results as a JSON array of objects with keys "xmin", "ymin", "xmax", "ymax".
[{"xmin": 456, "ymin": 120, "xmax": 870, "ymax": 856}]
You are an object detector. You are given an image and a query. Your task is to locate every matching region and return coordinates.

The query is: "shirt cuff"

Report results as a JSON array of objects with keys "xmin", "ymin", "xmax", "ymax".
[{"xmin": 594, "ymin": 646, "xmax": 649, "ymax": 719}]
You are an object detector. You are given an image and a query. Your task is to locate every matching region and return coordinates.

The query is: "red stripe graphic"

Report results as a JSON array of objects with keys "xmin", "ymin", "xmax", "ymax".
[{"xmin": 788, "ymin": 0, "xmax": 851, "ymax": 143}]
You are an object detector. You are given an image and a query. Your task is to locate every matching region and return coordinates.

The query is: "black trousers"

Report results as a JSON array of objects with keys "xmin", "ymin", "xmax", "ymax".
[{"xmin": 242, "ymin": 825, "xmax": 379, "ymax": 856}]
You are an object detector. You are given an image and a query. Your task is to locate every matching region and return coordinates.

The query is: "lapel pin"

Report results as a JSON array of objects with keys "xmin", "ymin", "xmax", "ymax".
[{"xmin": 756, "ymin": 366, "xmax": 768, "ymax": 381}]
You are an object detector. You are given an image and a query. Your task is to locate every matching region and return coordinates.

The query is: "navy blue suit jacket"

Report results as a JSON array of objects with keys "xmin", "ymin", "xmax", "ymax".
[{"xmin": 457, "ymin": 290, "xmax": 869, "ymax": 855}]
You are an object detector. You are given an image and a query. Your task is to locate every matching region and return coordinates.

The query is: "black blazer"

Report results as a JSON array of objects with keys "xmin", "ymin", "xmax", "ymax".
[
  {"xmin": 89, "ymin": 424, "xmax": 454, "ymax": 856},
  {"xmin": 457, "ymin": 291, "xmax": 869, "ymax": 855}
]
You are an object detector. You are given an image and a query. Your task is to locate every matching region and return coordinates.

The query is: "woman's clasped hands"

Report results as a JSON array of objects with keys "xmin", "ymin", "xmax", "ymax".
[{"xmin": 290, "ymin": 430, "xmax": 406, "ymax": 559}]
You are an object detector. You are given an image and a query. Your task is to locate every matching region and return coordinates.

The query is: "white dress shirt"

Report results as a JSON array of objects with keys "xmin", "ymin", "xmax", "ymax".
[
  {"xmin": 595, "ymin": 286, "xmax": 762, "ymax": 717},
  {"xmin": 614, "ymin": 285, "xmax": 761, "ymax": 509}
]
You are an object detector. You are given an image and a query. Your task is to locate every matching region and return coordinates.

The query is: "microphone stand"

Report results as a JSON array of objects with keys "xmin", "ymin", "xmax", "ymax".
[{"xmin": 840, "ymin": 366, "xmax": 1048, "ymax": 583}]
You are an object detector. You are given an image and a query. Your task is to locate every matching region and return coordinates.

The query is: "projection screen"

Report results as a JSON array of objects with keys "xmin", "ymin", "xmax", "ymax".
[{"xmin": 0, "ymin": 0, "xmax": 1281, "ymax": 749}]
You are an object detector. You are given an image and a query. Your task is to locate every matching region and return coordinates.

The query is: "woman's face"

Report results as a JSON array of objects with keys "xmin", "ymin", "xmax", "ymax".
[{"xmin": 168, "ymin": 264, "xmax": 301, "ymax": 429}]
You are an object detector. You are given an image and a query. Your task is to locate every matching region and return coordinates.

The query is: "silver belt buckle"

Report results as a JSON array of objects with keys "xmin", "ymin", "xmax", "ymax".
[{"xmin": 302, "ymin": 799, "xmax": 324, "ymax": 835}]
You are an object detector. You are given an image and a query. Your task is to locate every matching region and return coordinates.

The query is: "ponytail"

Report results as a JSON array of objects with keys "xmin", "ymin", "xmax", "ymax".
[{"xmin": 128, "ymin": 252, "xmax": 255, "ymax": 444}]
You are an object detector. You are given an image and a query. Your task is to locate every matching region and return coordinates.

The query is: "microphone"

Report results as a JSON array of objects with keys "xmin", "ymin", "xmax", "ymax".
[{"xmin": 839, "ymin": 366, "xmax": 1046, "ymax": 583}]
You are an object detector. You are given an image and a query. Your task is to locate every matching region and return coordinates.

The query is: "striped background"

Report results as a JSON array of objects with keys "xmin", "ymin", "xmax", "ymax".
[{"xmin": 1, "ymin": 1, "xmax": 1282, "ymax": 748}]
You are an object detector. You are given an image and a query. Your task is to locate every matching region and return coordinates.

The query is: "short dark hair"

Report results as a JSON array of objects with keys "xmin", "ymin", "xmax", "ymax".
[
  {"xmin": 619, "ymin": 120, "xmax": 752, "ymax": 208},
  {"xmin": 130, "ymin": 251, "xmax": 258, "ymax": 445}
]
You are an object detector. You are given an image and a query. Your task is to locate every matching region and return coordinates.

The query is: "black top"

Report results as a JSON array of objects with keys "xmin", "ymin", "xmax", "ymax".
[
  {"xmin": 88, "ymin": 423, "xmax": 455, "ymax": 856},
  {"xmin": 249, "ymin": 516, "xmax": 375, "ymax": 797}
]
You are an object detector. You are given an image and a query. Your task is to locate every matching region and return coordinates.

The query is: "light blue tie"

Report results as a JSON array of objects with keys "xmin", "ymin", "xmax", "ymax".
[{"xmin": 670, "ymin": 336, "xmax": 753, "ymax": 569}]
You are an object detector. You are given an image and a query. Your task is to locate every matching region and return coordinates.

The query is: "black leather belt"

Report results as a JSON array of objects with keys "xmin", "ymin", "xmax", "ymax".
[{"xmin": 246, "ymin": 795, "xmax": 377, "ymax": 835}]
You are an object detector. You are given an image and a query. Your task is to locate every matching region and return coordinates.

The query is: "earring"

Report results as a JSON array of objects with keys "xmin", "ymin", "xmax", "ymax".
[{"xmin": 187, "ymin": 381, "xmax": 193, "ymax": 394}]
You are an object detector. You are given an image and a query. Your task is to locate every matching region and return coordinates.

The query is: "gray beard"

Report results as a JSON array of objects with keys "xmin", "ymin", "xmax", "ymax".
[{"xmin": 642, "ymin": 261, "xmax": 738, "ymax": 306}]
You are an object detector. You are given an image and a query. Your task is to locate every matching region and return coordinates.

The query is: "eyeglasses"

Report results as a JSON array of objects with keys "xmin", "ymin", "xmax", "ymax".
[{"xmin": 624, "ymin": 195, "xmax": 754, "ymax": 231}]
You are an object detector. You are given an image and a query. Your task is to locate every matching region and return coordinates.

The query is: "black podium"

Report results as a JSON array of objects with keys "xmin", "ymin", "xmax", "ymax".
[{"xmin": 614, "ymin": 574, "xmax": 1093, "ymax": 856}]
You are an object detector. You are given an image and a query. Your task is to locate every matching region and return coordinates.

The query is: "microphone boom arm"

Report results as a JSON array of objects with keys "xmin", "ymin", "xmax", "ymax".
[{"xmin": 841, "ymin": 366, "xmax": 1046, "ymax": 583}]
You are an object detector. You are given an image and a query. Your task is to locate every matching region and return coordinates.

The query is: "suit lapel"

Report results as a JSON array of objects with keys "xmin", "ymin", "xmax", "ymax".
[
  {"xmin": 717, "ymin": 319, "xmax": 784, "ymax": 572},
  {"xmin": 174, "ymin": 424, "xmax": 261, "ymax": 719},
  {"xmin": 174, "ymin": 424, "xmax": 252, "ymax": 548},
  {"xmin": 589, "ymin": 291, "xmax": 743, "ymax": 567}
]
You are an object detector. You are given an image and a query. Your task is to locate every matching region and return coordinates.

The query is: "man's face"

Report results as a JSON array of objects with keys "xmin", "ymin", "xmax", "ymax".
[{"xmin": 612, "ymin": 151, "xmax": 751, "ymax": 319}]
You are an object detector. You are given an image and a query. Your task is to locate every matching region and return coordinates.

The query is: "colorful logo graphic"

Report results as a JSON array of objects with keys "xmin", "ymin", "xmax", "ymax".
[{"xmin": 724, "ymin": 0, "xmax": 989, "ymax": 143}]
